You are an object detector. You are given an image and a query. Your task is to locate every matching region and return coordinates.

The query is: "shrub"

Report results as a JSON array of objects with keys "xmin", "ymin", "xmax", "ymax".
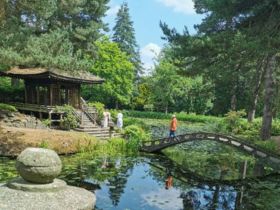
[
  {"xmin": 272, "ymin": 120, "xmax": 280, "ymax": 136},
  {"xmin": 109, "ymin": 109, "xmax": 118, "ymax": 122},
  {"xmin": 107, "ymin": 138, "xmax": 127, "ymax": 154},
  {"xmin": 39, "ymin": 140, "xmax": 49, "ymax": 149},
  {"xmin": 123, "ymin": 110, "xmax": 220, "ymax": 123},
  {"xmin": 143, "ymin": 104, "xmax": 154, "ymax": 112},
  {"xmin": 223, "ymin": 110, "xmax": 246, "ymax": 133},
  {"xmin": 123, "ymin": 118, "xmax": 150, "ymax": 131},
  {"xmin": 88, "ymin": 102, "xmax": 105, "ymax": 123},
  {"xmin": 0, "ymin": 103, "xmax": 17, "ymax": 112},
  {"xmin": 55, "ymin": 105, "xmax": 78, "ymax": 130},
  {"xmin": 42, "ymin": 119, "xmax": 51, "ymax": 127},
  {"xmin": 255, "ymin": 140, "xmax": 278, "ymax": 153},
  {"xmin": 124, "ymin": 125, "xmax": 150, "ymax": 150}
]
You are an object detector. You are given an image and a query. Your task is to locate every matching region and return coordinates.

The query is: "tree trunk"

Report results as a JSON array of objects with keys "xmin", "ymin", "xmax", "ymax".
[
  {"xmin": 230, "ymin": 84, "xmax": 238, "ymax": 111},
  {"xmin": 248, "ymin": 61, "xmax": 265, "ymax": 122},
  {"xmin": 230, "ymin": 94, "xmax": 237, "ymax": 111},
  {"xmin": 165, "ymin": 103, "xmax": 168, "ymax": 114},
  {"xmin": 231, "ymin": 63, "xmax": 241, "ymax": 111},
  {"xmin": 260, "ymin": 55, "xmax": 276, "ymax": 140}
]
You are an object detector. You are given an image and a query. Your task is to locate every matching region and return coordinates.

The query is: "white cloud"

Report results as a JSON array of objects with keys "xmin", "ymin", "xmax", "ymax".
[
  {"xmin": 106, "ymin": 5, "xmax": 120, "ymax": 16},
  {"xmin": 140, "ymin": 43, "xmax": 162, "ymax": 74},
  {"xmin": 157, "ymin": 0, "xmax": 195, "ymax": 14}
]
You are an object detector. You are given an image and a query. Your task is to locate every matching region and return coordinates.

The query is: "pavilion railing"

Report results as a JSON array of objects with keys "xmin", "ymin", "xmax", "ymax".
[{"xmin": 80, "ymin": 97, "xmax": 97, "ymax": 125}]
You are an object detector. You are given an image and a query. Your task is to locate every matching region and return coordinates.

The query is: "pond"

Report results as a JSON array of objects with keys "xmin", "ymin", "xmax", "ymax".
[{"xmin": 1, "ymin": 141, "xmax": 280, "ymax": 210}]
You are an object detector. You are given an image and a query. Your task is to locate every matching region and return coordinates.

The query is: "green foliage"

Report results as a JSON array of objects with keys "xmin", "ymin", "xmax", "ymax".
[
  {"xmin": 83, "ymin": 37, "xmax": 134, "ymax": 107},
  {"xmin": 55, "ymin": 105, "xmax": 78, "ymax": 130},
  {"xmin": 143, "ymin": 104, "xmax": 154, "ymax": 112},
  {"xmin": 124, "ymin": 125, "xmax": 150, "ymax": 150},
  {"xmin": 0, "ymin": 77, "xmax": 24, "ymax": 103},
  {"xmin": 123, "ymin": 117, "xmax": 150, "ymax": 131},
  {"xmin": 0, "ymin": 0, "xmax": 109, "ymax": 69},
  {"xmin": 42, "ymin": 119, "xmax": 51, "ymax": 127},
  {"xmin": 161, "ymin": 0, "xmax": 280, "ymax": 139},
  {"xmin": 39, "ymin": 140, "xmax": 49, "ymax": 149},
  {"xmin": 74, "ymin": 136, "xmax": 140, "ymax": 156},
  {"xmin": 272, "ymin": 120, "xmax": 280, "ymax": 136},
  {"xmin": 131, "ymin": 78, "xmax": 153, "ymax": 110},
  {"xmin": 109, "ymin": 109, "xmax": 118, "ymax": 122},
  {"xmin": 123, "ymin": 110, "xmax": 220, "ymax": 124},
  {"xmin": 224, "ymin": 110, "xmax": 246, "ymax": 132},
  {"xmin": 88, "ymin": 102, "xmax": 105, "ymax": 123},
  {"xmin": 255, "ymin": 140, "xmax": 278, "ymax": 153},
  {"xmin": 149, "ymin": 48, "xmax": 214, "ymax": 114},
  {"xmin": 0, "ymin": 103, "xmax": 17, "ymax": 112},
  {"xmin": 107, "ymin": 138, "xmax": 127, "ymax": 154}
]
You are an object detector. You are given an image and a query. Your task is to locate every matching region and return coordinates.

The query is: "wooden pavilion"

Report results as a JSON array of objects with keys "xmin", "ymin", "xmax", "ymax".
[
  {"xmin": 0, "ymin": 67, "xmax": 122, "ymax": 139},
  {"xmin": 0, "ymin": 67, "xmax": 104, "ymax": 122},
  {"xmin": 0, "ymin": 67, "xmax": 104, "ymax": 108}
]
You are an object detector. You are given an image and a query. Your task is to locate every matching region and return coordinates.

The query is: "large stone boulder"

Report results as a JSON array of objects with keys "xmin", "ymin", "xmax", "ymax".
[{"xmin": 16, "ymin": 148, "xmax": 62, "ymax": 184}]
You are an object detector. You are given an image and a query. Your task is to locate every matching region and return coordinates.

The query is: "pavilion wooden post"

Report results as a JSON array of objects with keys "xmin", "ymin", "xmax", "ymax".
[
  {"xmin": 49, "ymin": 85, "xmax": 53, "ymax": 106},
  {"xmin": 58, "ymin": 84, "xmax": 61, "ymax": 105},
  {"xmin": 24, "ymin": 81, "xmax": 27, "ymax": 103},
  {"xmin": 39, "ymin": 112, "xmax": 42, "ymax": 120},
  {"xmin": 36, "ymin": 85, "xmax": 40, "ymax": 105},
  {"xmin": 78, "ymin": 85, "xmax": 81, "ymax": 109}
]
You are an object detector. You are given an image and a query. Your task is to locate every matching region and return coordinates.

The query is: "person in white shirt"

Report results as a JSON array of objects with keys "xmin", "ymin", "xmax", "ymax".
[
  {"xmin": 117, "ymin": 112, "xmax": 123, "ymax": 129},
  {"xmin": 103, "ymin": 110, "xmax": 111, "ymax": 128}
]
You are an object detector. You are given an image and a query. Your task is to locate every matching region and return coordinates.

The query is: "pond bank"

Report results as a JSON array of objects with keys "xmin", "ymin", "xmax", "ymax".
[{"xmin": 0, "ymin": 125, "xmax": 99, "ymax": 157}]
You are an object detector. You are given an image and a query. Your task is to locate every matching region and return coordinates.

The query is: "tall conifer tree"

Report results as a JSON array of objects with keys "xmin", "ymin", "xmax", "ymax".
[
  {"xmin": 0, "ymin": 0, "xmax": 109, "ymax": 70},
  {"xmin": 112, "ymin": 2, "xmax": 142, "ymax": 77}
]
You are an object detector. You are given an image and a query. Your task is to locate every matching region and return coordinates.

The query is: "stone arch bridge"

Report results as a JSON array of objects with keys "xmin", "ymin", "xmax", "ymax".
[{"xmin": 141, "ymin": 132, "xmax": 280, "ymax": 167}]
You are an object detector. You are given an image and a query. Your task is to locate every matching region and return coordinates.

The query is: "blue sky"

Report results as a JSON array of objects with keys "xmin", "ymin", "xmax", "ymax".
[{"xmin": 104, "ymin": 0, "xmax": 203, "ymax": 72}]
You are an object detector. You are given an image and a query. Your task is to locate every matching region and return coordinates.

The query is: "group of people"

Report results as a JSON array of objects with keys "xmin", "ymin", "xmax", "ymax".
[
  {"xmin": 102, "ymin": 110, "xmax": 123, "ymax": 129},
  {"xmin": 103, "ymin": 109, "xmax": 178, "ymax": 137}
]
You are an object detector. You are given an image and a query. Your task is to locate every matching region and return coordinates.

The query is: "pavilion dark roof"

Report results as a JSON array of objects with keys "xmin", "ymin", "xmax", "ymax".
[{"xmin": 0, "ymin": 67, "xmax": 104, "ymax": 84}]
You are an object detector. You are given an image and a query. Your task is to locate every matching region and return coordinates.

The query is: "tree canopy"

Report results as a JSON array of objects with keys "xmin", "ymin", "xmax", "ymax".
[
  {"xmin": 83, "ymin": 37, "xmax": 134, "ymax": 108},
  {"xmin": 0, "ymin": 0, "xmax": 109, "ymax": 70},
  {"xmin": 160, "ymin": 0, "xmax": 280, "ymax": 139}
]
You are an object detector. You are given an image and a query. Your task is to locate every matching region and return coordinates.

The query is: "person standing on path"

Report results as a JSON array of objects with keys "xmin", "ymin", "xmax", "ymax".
[
  {"xmin": 169, "ymin": 114, "xmax": 177, "ymax": 138},
  {"xmin": 117, "ymin": 112, "xmax": 123, "ymax": 129},
  {"xmin": 103, "ymin": 110, "xmax": 111, "ymax": 128}
]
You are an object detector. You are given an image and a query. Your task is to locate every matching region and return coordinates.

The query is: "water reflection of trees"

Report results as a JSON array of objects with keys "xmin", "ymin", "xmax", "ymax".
[
  {"xmin": 106, "ymin": 157, "xmax": 135, "ymax": 206},
  {"xmin": 148, "ymin": 154, "xmax": 280, "ymax": 210},
  {"xmin": 60, "ymin": 155, "xmax": 136, "ymax": 206},
  {"xmin": 58, "ymin": 154, "xmax": 280, "ymax": 210}
]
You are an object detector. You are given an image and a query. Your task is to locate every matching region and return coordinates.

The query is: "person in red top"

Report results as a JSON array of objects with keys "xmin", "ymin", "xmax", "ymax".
[
  {"xmin": 169, "ymin": 114, "xmax": 177, "ymax": 138},
  {"xmin": 165, "ymin": 175, "xmax": 173, "ymax": 190}
]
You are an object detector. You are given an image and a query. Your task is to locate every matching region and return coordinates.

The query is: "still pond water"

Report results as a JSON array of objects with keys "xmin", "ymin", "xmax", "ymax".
[{"xmin": 1, "ymin": 141, "xmax": 280, "ymax": 210}]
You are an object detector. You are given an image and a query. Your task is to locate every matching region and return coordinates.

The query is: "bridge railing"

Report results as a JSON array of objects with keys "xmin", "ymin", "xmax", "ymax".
[{"xmin": 141, "ymin": 132, "xmax": 280, "ymax": 166}]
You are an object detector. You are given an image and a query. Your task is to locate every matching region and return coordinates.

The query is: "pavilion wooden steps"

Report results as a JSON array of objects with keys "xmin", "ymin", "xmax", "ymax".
[
  {"xmin": 74, "ymin": 110, "xmax": 122, "ymax": 140},
  {"xmin": 75, "ymin": 126, "xmax": 122, "ymax": 139}
]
